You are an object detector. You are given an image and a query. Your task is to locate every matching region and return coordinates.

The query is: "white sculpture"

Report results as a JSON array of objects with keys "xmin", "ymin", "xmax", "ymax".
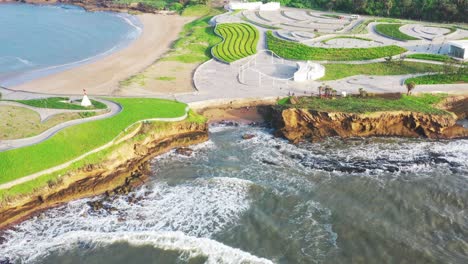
[
  {"xmin": 293, "ymin": 61, "xmax": 325, "ymax": 82},
  {"xmin": 81, "ymin": 89, "xmax": 92, "ymax": 107}
]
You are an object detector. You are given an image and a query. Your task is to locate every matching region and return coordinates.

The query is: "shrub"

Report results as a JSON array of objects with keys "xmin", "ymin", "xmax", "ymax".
[
  {"xmin": 266, "ymin": 31, "xmax": 406, "ymax": 61},
  {"xmin": 212, "ymin": 23, "xmax": 259, "ymax": 63}
]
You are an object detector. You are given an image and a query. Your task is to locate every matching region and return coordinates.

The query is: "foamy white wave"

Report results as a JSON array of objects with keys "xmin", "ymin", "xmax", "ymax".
[
  {"xmin": 0, "ymin": 56, "xmax": 34, "ymax": 66},
  {"xmin": 116, "ymin": 13, "xmax": 143, "ymax": 35},
  {"xmin": 153, "ymin": 139, "xmax": 217, "ymax": 162},
  {"xmin": 1, "ymin": 177, "xmax": 253, "ymax": 261},
  {"xmin": 2, "ymin": 231, "xmax": 273, "ymax": 264},
  {"xmin": 208, "ymin": 124, "xmax": 241, "ymax": 133}
]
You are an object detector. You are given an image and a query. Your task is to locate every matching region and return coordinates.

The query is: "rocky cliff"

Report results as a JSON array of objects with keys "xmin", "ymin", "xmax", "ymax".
[
  {"xmin": 272, "ymin": 108, "xmax": 468, "ymax": 143},
  {"xmin": 0, "ymin": 120, "xmax": 208, "ymax": 230}
]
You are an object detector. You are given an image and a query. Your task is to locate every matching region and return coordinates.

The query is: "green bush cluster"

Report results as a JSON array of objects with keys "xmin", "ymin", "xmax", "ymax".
[
  {"xmin": 405, "ymin": 74, "xmax": 468, "ymax": 85},
  {"xmin": 14, "ymin": 97, "xmax": 107, "ymax": 110},
  {"xmin": 277, "ymin": 94, "xmax": 448, "ymax": 115},
  {"xmin": 322, "ymin": 61, "xmax": 446, "ymax": 80},
  {"xmin": 0, "ymin": 98, "xmax": 188, "ymax": 184},
  {"xmin": 405, "ymin": 53, "xmax": 454, "ymax": 62},
  {"xmin": 374, "ymin": 24, "xmax": 419, "ymax": 41},
  {"xmin": 266, "ymin": 31, "xmax": 406, "ymax": 61},
  {"xmin": 212, "ymin": 23, "xmax": 259, "ymax": 63}
]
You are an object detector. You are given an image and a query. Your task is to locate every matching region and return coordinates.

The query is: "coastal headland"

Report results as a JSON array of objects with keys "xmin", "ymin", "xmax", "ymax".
[
  {"xmin": 1, "ymin": 95, "xmax": 467, "ymax": 230},
  {"xmin": 0, "ymin": 1, "xmax": 468, "ymax": 252}
]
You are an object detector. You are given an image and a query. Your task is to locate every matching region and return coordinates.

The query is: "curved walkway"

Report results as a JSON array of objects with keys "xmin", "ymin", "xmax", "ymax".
[
  {"xmin": 0, "ymin": 106, "xmax": 189, "ymax": 190},
  {"xmin": 0, "ymin": 101, "xmax": 107, "ymax": 122},
  {"xmin": 0, "ymin": 99, "xmax": 121, "ymax": 152}
]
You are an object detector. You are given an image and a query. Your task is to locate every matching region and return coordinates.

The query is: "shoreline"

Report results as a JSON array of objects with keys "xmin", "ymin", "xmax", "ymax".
[
  {"xmin": 0, "ymin": 3, "xmax": 142, "ymax": 87},
  {"xmin": 6, "ymin": 10, "xmax": 191, "ymax": 95},
  {"xmin": 1, "ymin": 96, "xmax": 467, "ymax": 230}
]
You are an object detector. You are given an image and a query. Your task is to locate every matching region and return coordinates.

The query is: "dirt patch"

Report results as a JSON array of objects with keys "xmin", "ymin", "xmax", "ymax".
[
  {"xmin": 116, "ymin": 61, "xmax": 197, "ymax": 96},
  {"xmin": 0, "ymin": 106, "xmax": 95, "ymax": 140}
]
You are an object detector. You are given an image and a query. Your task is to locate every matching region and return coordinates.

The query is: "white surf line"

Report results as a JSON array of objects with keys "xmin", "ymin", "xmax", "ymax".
[{"xmin": 0, "ymin": 107, "xmax": 189, "ymax": 190}]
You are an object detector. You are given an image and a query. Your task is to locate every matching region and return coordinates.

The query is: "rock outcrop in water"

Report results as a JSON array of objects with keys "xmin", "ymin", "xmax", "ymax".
[
  {"xmin": 0, "ymin": 120, "xmax": 208, "ymax": 230},
  {"xmin": 272, "ymin": 108, "xmax": 468, "ymax": 143}
]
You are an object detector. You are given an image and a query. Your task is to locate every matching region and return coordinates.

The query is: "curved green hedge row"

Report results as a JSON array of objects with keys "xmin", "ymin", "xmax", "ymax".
[
  {"xmin": 212, "ymin": 23, "xmax": 259, "ymax": 63},
  {"xmin": 374, "ymin": 24, "xmax": 419, "ymax": 41},
  {"xmin": 266, "ymin": 31, "xmax": 407, "ymax": 61}
]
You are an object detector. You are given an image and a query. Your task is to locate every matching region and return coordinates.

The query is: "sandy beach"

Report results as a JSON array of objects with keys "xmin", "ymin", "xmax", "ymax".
[{"xmin": 10, "ymin": 14, "xmax": 191, "ymax": 95}]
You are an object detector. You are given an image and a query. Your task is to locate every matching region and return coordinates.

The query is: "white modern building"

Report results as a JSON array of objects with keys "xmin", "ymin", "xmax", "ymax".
[
  {"xmin": 448, "ymin": 40, "xmax": 468, "ymax": 60},
  {"xmin": 227, "ymin": 1, "xmax": 280, "ymax": 11}
]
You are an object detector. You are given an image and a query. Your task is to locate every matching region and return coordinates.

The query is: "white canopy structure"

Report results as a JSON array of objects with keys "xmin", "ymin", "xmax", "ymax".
[
  {"xmin": 81, "ymin": 95, "xmax": 92, "ymax": 107},
  {"xmin": 293, "ymin": 61, "xmax": 325, "ymax": 82},
  {"xmin": 80, "ymin": 89, "xmax": 92, "ymax": 107}
]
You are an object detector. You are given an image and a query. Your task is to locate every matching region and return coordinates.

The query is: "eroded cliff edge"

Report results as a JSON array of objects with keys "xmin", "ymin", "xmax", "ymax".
[
  {"xmin": 0, "ymin": 119, "xmax": 208, "ymax": 230},
  {"xmin": 270, "ymin": 97, "xmax": 468, "ymax": 143}
]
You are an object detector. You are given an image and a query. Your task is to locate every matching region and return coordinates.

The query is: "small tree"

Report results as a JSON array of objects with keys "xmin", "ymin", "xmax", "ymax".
[
  {"xmin": 318, "ymin": 85, "xmax": 324, "ymax": 97},
  {"xmin": 358, "ymin": 88, "xmax": 367, "ymax": 97},
  {"xmin": 331, "ymin": 89, "xmax": 338, "ymax": 98},
  {"xmin": 384, "ymin": 55, "xmax": 393, "ymax": 63},
  {"xmin": 406, "ymin": 81, "xmax": 416, "ymax": 95}
]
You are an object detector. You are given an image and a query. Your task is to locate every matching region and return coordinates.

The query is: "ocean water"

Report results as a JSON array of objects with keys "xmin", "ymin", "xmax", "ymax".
[
  {"xmin": 0, "ymin": 3, "xmax": 141, "ymax": 86},
  {"xmin": 1, "ymin": 125, "xmax": 467, "ymax": 263}
]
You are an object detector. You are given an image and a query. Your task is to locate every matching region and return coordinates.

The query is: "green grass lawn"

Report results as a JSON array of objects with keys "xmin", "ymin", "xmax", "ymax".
[
  {"xmin": 321, "ymin": 36, "xmax": 373, "ymax": 44},
  {"xmin": 13, "ymin": 97, "xmax": 107, "ymax": 110},
  {"xmin": 406, "ymin": 53, "xmax": 455, "ymax": 62},
  {"xmin": 278, "ymin": 94, "xmax": 448, "ymax": 115},
  {"xmin": 156, "ymin": 76, "xmax": 176, "ymax": 81},
  {"xmin": 163, "ymin": 8, "xmax": 223, "ymax": 63},
  {"xmin": 181, "ymin": 4, "xmax": 211, "ymax": 17},
  {"xmin": 405, "ymin": 74, "xmax": 468, "ymax": 85},
  {"xmin": 375, "ymin": 24, "xmax": 419, "ymax": 41},
  {"xmin": 350, "ymin": 18, "xmax": 401, "ymax": 34},
  {"xmin": 266, "ymin": 31, "xmax": 406, "ymax": 61},
  {"xmin": 212, "ymin": 23, "xmax": 259, "ymax": 63},
  {"xmin": 0, "ymin": 98, "xmax": 187, "ymax": 185},
  {"xmin": 321, "ymin": 61, "xmax": 445, "ymax": 80},
  {"xmin": 0, "ymin": 110, "xmax": 206, "ymax": 201},
  {"xmin": 322, "ymin": 14, "xmax": 341, "ymax": 19}
]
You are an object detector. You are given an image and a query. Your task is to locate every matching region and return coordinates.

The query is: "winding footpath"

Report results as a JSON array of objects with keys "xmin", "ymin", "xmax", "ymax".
[
  {"xmin": 0, "ymin": 99, "xmax": 122, "ymax": 152},
  {"xmin": 0, "ymin": 106, "xmax": 190, "ymax": 190}
]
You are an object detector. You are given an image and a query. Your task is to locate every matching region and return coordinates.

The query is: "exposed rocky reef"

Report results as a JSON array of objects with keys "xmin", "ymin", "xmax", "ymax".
[
  {"xmin": 0, "ymin": 120, "xmax": 208, "ymax": 230},
  {"xmin": 271, "ymin": 104, "xmax": 468, "ymax": 143}
]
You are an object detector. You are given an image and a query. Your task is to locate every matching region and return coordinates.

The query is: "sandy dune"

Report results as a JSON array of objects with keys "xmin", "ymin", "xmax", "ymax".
[{"xmin": 11, "ymin": 14, "xmax": 191, "ymax": 95}]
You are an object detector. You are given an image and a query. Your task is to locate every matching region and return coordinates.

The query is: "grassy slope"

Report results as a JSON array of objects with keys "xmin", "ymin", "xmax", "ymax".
[
  {"xmin": 321, "ymin": 61, "xmax": 445, "ymax": 80},
  {"xmin": 212, "ymin": 23, "xmax": 259, "ymax": 63},
  {"xmin": 406, "ymin": 53, "xmax": 455, "ymax": 62},
  {"xmin": 0, "ymin": 110, "xmax": 206, "ymax": 200},
  {"xmin": 266, "ymin": 31, "xmax": 406, "ymax": 61},
  {"xmin": 405, "ymin": 74, "xmax": 468, "ymax": 85},
  {"xmin": 163, "ymin": 7, "xmax": 223, "ymax": 63},
  {"xmin": 13, "ymin": 97, "xmax": 107, "ymax": 110},
  {"xmin": 321, "ymin": 36, "xmax": 372, "ymax": 44},
  {"xmin": 375, "ymin": 24, "xmax": 419, "ymax": 41},
  {"xmin": 0, "ymin": 106, "xmax": 95, "ymax": 140},
  {"xmin": 0, "ymin": 98, "xmax": 187, "ymax": 184},
  {"xmin": 278, "ymin": 94, "xmax": 448, "ymax": 115}
]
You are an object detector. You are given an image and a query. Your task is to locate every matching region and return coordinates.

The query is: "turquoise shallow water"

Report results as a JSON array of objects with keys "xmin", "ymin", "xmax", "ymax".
[
  {"xmin": 1, "ymin": 125, "xmax": 467, "ymax": 263},
  {"xmin": 0, "ymin": 3, "xmax": 141, "ymax": 86}
]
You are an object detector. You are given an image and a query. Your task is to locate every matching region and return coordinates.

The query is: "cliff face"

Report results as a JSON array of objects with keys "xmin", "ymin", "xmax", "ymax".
[
  {"xmin": 272, "ymin": 108, "xmax": 468, "ymax": 143},
  {"xmin": 0, "ymin": 120, "xmax": 208, "ymax": 230}
]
